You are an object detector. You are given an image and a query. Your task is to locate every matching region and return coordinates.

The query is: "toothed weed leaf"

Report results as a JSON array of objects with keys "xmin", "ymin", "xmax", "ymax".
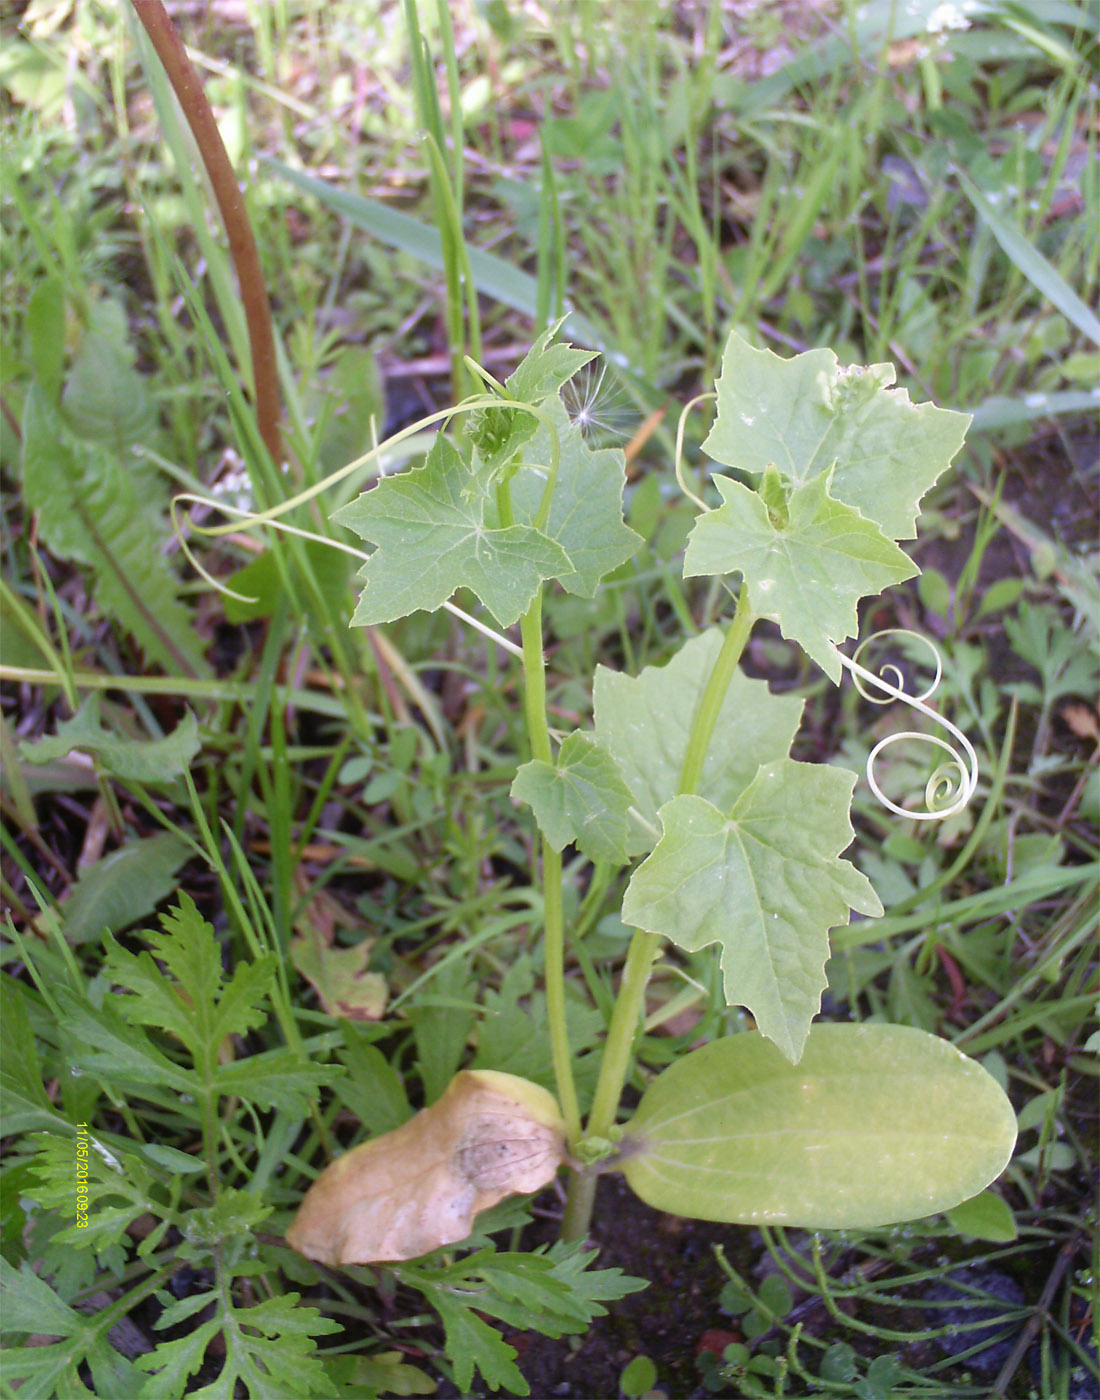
[
  {"xmin": 621, "ymin": 763, "xmax": 882, "ymax": 1062},
  {"xmin": 684, "ymin": 468, "xmax": 918, "ymax": 681},
  {"xmin": 702, "ymin": 331, "xmax": 970, "ymax": 540},
  {"xmin": 401, "ymin": 1242, "xmax": 646, "ymax": 1395},
  {"xmin": 593, "ymin": 629, "xmax": 804, "ymax": 854},
  {"xmin": 25, "ymin": 1132, "xmax": 166, "ymax": 1262},
  {"xmin": 335, "ymin": 433, "xmax": 571, "ymax": 627},
  {"xmin": 105, "ymin": 894, "xmax": 276, "ymax": 1066},
  {"xmin": 0, "ymin": 1258, "xmax": 142, "ymax": 1400},
  {"xmin": 511, "ymin": 731, "xmax": 634, "ymax": 864}
]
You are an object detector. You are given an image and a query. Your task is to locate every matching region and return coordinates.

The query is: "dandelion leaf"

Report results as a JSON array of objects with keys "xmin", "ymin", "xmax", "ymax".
[
  {"xmin": 19, "ymin": 695, "xmax": 199, "ymax": 782},
  {"xmin": 21, "ymin": 387, "xmax": 208, "ymax": 675}
]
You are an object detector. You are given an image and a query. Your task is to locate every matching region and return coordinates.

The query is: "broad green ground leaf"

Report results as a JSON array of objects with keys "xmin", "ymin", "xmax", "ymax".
[
  {"xmin": 684, "ymin": 469, "xmax": 917, "ymax": 681},
  {"xmin": 334, "ymin": 1032, "xmax": 411, "ymax": 1135},
  {"xmin": 58, "ymin": 832, "xmax": 192, "ymax": 945},
  {"xmin": 21, "ymin": 387, "xmax": 208, "ymax": 676},
  {"xmin": 61, "ymin": 298, "xmax": 156, "ymax": 450},
  {"xmin": 507, "ymin": 397, "xmax": 641, "ymax": 597},
  {"xmin": 702, "ymin": 332, "xmax": 970, "ymax": 540},
  {"xmin": 946, "ymin": 1189, "xmax": 1018, "ymax": 1242},
  {"xmin": 471, "ymin": 956, "xmax": 604, "ymax": 1097},
  {"xmin": 20, "ymin": 695, "xmax": 200, "ymax": 782},
  {"xmin": 335, "ymin": 434, "xmax": 571, "ymax": 627},
  {"xmin": 511, "ymin": 731, "xmax": 633, "ymax": 864},
  {"xmin": 594, "ymin": 629, "xmax": 804, "ymax": 854},
  {"xmin": 619, "ymin": 1025, "xmax": 1018, "ymax": 1229},
  {"xmin": 223, "ymin": 541, "xmax": 352, "ymax": 624},
  {"xmin": 621, "ymin": 762, "xmax": 882, "ymax": 1061},
  {"xmin": 409, "ymin": 959, "xmax": 478, "ymax": 1103}
]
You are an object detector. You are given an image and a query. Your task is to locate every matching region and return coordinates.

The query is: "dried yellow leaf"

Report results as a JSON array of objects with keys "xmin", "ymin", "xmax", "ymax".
[{"xmin": 286, "ymin": 1069, "xmax": 566, "ymax": 1266}]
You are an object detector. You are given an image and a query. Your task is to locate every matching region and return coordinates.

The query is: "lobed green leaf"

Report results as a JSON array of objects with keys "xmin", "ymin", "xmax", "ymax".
[
  {"xmin": 621, "ymin": 763, "xmax": 882, "ymax": 1061},
  {"xmin": 593, "ymin": 629, "xmax": 804, "ymax": 854},
  {"xmin": 336, "ymin": 434, "xmax": 571, "ymax": 627},
  {"xmin": 684, "ymin": 468, "xmax": 917, "ymax": 681},
  {"xmin": 511, "ymin": 731, "xmax": 634, "ymax": 864},
  {"xmin": 702, "ymin": 332, "xmax": 969, "ymax": 541}
]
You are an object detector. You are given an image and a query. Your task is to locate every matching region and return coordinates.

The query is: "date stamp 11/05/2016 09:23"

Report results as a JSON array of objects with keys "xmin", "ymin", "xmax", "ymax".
[{"xmin": 75, "ymin": 1123, "xmax": 89, "ymax": 1229}]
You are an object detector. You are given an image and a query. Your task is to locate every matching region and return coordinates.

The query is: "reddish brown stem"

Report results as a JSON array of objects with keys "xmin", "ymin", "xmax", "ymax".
[
  {"xmin": 935, "ymin": 943, "xmax": 968, "ymax": 1021},
  {"xmin": 129, "ymin": 0, "xmax": 282, "ymax": 465}
]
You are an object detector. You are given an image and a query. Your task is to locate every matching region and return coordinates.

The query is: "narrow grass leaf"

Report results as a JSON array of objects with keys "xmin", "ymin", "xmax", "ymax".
[{"xmin": 956, "ymin": 168, "xmax": 1100, "ymax": 347}]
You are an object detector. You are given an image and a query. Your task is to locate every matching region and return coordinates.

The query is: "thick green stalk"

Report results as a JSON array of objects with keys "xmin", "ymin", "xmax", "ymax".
[
  {"xmin": 561, "ymin": 586, "xmax": 754, "ymax": 1241},
  {"xmin": 678, "ymin": 584, "xmax": 752, "ymax": 795},
  {"xmin": 560, "ymin": 928, "xmax": 659, "ymax": 1241},
  {"xmin": 519, "ymin": 596, "xmax": 581, "ymax": 1143}
]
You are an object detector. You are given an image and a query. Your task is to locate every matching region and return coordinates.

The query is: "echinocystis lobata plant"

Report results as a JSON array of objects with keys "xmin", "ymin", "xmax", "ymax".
[{"xmin": 283, "ymin": 325, "xmax": 1018, "ymax": 1262}]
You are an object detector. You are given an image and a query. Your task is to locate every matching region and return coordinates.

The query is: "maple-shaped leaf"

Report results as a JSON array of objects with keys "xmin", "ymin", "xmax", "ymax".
[
  {"xmin": 505, "ymin": 321, "xmax": 599, "ymax": 403},
  {"xmin": 507, "ymin": 396, "xmax": 641, "ymax": 597},
  {"xmin": 511, "ymin": 732, "xmax": 634, "ymax": 864},
  {"xmin": 335, "ymin": 434, "xmax": 572, "ymax": 627},
  {"xmin": 593, "ymin": 628, "xmax": 804, "ymax": 853},
  {"xmin": 620, "ymin": 759, "xmax": 882, "ymax": 1062},
  {"xmin": 702, "ymin": 332, "xmax": 970, "ymax": 540},
  {"xmin": 684, "ymin": 468, "xmax": 917, "ymax": 682}
]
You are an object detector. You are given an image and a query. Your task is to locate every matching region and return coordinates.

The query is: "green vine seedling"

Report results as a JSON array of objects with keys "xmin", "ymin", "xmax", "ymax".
[{"xmin": 275, "ymin": 325, "xmax": 1017, "ymax": 1256}]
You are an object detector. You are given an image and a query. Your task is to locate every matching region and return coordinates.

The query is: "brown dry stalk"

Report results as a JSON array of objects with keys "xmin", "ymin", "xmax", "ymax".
[{"xmin": 129, "ymin": 0, "xmax": 282, "ymax": 465}]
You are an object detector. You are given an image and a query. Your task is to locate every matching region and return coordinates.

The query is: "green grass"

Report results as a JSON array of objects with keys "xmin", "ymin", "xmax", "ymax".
[{"xmin": 1, "ymin": 1, "xmax": 1097, "ymax": 1396}]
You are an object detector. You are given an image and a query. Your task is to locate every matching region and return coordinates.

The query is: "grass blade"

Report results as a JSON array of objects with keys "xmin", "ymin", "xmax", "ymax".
[{"xmin": 956, "ymin": 168, "xmax": 1100, "ymax": 346}]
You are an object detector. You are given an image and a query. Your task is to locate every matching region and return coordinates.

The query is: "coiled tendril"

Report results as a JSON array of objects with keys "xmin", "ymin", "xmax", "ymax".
[{"xmin": 833, "ymin": 630, "xmax": 978, "ymax": 821}]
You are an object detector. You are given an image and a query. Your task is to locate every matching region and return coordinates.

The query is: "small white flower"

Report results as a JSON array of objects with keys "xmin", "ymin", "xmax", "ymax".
[{"xmin": 926, "ymin": 2, "xmax": 972, "ymax": 33}]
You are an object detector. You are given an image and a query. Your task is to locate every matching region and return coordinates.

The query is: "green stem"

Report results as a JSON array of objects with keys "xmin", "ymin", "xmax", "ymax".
[
  {"xmin": 561, "ymin": 586, "xmax": 755, "ymax": 1241},
  {"xmin": 519, "ymin": 595, "xmax": 580, "ymax": 1142},
  {"xmin": 678, "ymin": 584, "xmax": 752, "ymax": 795},
  {"xmin": 560, "ymin": 928, "xmax": 659, "ymax": 1242}
]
